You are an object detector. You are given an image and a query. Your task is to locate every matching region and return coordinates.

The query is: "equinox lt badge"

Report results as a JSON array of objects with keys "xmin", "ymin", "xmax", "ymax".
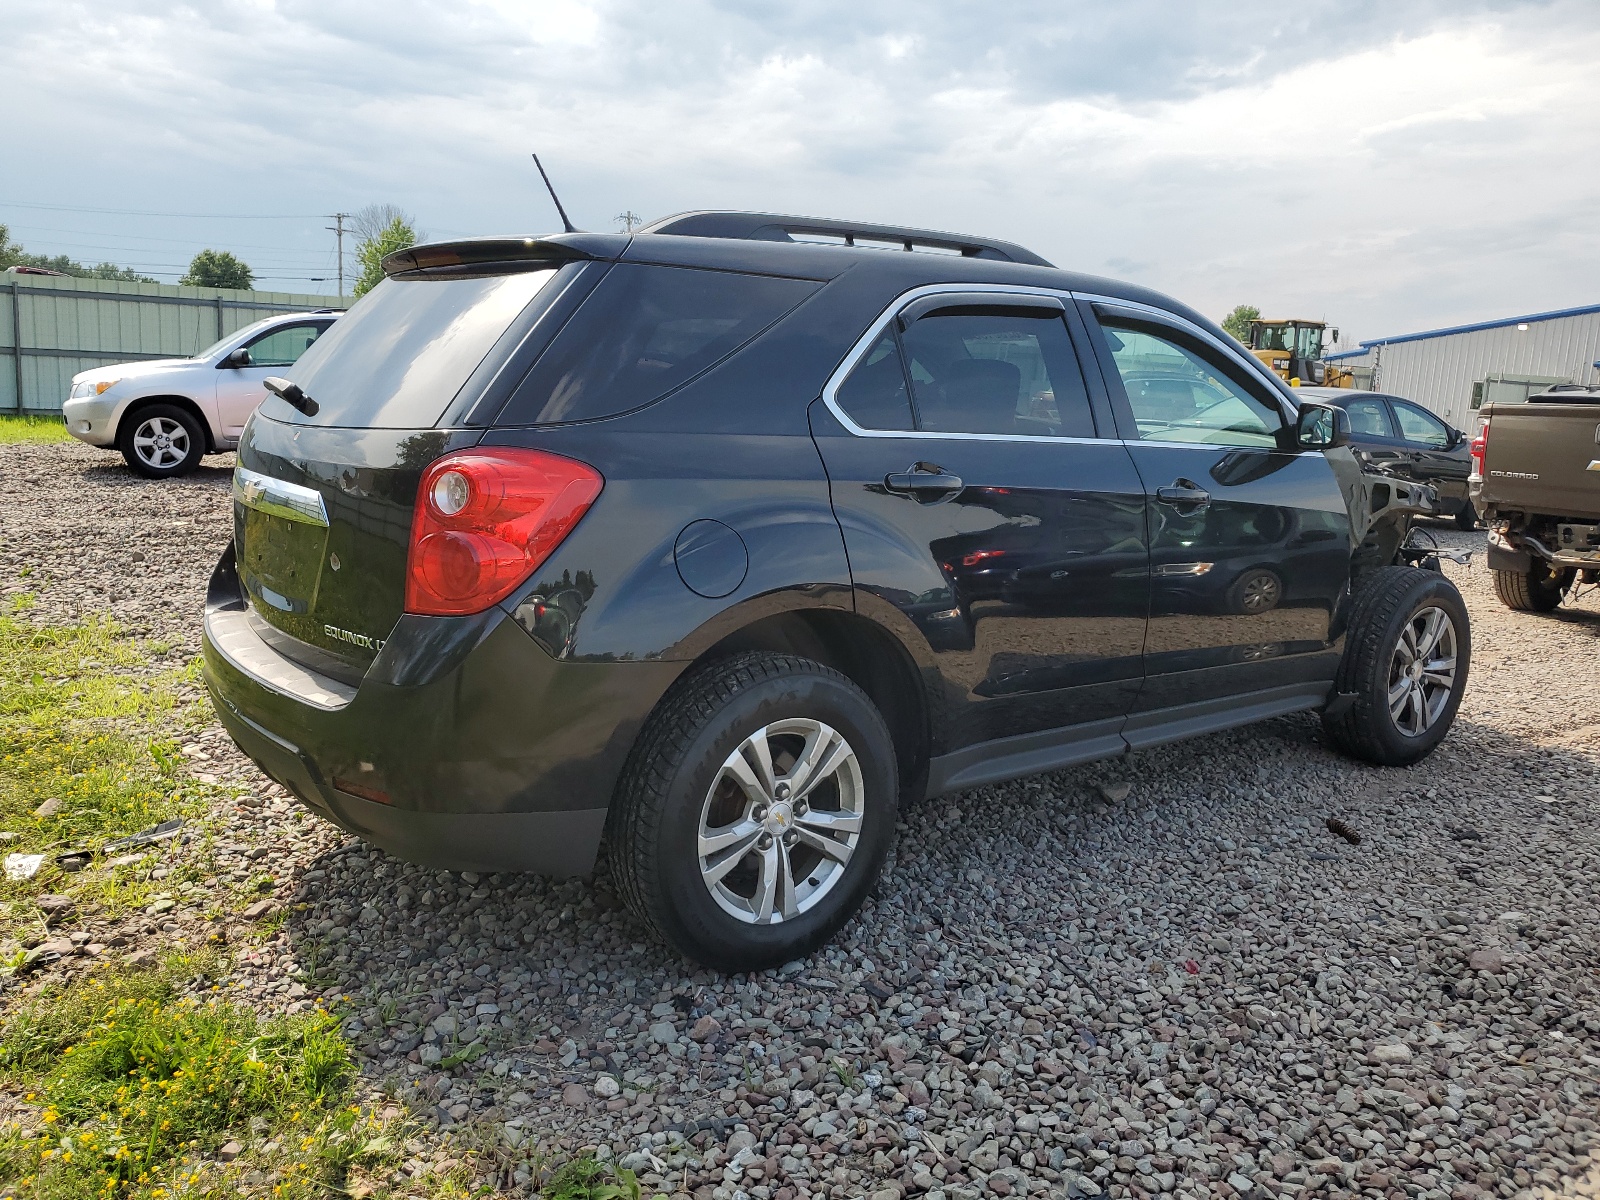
[{"xmin": 323, "ymin": 624, "xmax": 384, "ymax": 651}]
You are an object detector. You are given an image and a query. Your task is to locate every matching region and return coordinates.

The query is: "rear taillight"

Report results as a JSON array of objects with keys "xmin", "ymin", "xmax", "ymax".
[
  {"xmin": 1469, "ymin": 420, "xmax": 1488, "ymax": 479},
  {"xmin": 405, "ymin": 447, "xmax": 603, "ymax": 616}
]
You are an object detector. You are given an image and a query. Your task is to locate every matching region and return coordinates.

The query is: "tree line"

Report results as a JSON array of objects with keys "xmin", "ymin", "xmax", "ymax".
[{"xmin": 0, "ymin": 202, "xmax": 419, "ymax": 296}]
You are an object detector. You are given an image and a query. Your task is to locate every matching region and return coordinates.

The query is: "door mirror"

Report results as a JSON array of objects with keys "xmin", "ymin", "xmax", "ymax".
[
  {"xmin": 1295, "ymin": 402, "xmax": 1350, "ymax": 450},
  {"xmin": 223, "ymin": 347, "xmax": 252, "ymax": 368},
  {"xmin": 1445, "ymin": 427, "xmax": 1463, "ymax": 448}
]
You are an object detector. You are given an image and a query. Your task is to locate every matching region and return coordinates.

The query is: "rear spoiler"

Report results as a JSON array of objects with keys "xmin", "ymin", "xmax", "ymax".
[{"xmin": 382, "ymin": 233, "xmax": 626, "ymax": 277}]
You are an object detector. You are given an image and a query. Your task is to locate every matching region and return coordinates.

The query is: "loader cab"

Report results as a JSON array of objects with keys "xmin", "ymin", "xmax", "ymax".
[{"xmin": 1248, "ymin": 318, "xmax": 1346, "ymax": 387}]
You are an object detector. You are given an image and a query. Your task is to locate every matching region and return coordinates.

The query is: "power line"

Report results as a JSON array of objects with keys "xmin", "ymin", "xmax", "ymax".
[
  {"xmin": 10, "ymin": 243, "xmax": 333, "ymax": 265},
  {"xmin": 0, "ymin": 199, "xmax": 326, "ymax": 219},
  {"xmin": 7, "ymin": 225, "xmax": 339, "ymax": 253}
]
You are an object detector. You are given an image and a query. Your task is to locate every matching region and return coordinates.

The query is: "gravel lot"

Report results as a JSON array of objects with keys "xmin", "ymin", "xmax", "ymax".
[{"xmin": 4, "ymin": 439, "xmax": 1600, "ymax": 1200}]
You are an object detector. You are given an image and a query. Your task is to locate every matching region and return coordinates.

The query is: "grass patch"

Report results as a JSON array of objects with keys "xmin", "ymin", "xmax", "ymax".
[
  {"xmin": 0, "ymin": 613, "xmax": 206, "ymax": 930},
  {"xmin": 0, "ymin": 955, "xmax": 397, "ymax": 1198},
  {"xmin": 0, "ymin": 415, "xmax": 73, "ymax": 445}
]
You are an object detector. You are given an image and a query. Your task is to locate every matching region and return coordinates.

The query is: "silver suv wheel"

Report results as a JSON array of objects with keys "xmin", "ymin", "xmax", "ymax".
[
  {"xmin": 131, "ymin": 414, "xmax": 192, "ymax": 470},
  {"xmin": 1388, "ymin": 604, "xmax": 1458, "ymax": 737},
  {"xmin": 697, "ymin": 717, "xmax": 864, "ymax": 924}
]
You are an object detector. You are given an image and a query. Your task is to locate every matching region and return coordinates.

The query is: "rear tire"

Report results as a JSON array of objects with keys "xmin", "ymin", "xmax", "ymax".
[
  {"xmin": 118, "ymin": 403, "xmax": 205, "ymax": 479},
  {"xmin": 607, "ymin": 651, "xmax": 897, "ymax": 972},
  {"xmin": 1453, "ymin": 501, "xmax": 1478, "ymax": 531},
  {"xmin": 1492, "ymin": 562, "xmax": 1570, "ymax": 612},
  {"xmin": 1323, "ymin": 566, "xmax": 1470, "ymax": 767}
]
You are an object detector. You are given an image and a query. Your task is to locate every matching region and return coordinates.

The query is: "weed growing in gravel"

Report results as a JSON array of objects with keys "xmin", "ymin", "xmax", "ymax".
[
  {"xmin": 538, "ymin": 1152, "xmax": 642, "ymax": 1200},
  {"xmin": 0, "ymin": 954, "xmax": 413, "ymax": 1199},
  {"xmin": 0, "ymin": 416, "xmax": 74, "ymax": 445}
]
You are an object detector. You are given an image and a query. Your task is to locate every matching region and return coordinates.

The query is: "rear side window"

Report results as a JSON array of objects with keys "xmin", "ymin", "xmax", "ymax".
[
  {"xmin": 901, "ymin": 310, "xmax": 1095, "ymax": 438},
  {"xmin": 497, "ymin": 264, "xmax": 820, "ymax": 425},
  {"xmin": 834, "ymin": 332, "xmax": 914, "ymax": 429},
  {"xmin": 276, "ymin": 270, "xmax": 559, "ymax": 427}
]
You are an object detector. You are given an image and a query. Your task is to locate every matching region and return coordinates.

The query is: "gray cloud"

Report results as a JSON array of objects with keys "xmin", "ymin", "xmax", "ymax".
[{"xmin": 2, "ymin": 0, "xmax": 1595, "ymax": 341}]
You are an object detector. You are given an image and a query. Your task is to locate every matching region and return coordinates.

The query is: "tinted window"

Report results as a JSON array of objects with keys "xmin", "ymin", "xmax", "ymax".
[
  {"xmin": 899, "ymin": 310, "xmax": 1094, "ymax": 437},
  {"xmin": 835, "ymin": 332, "xmax": 913, "ymax": 429},
  {"xmin": 276, "ymin": 269, "xmax": 559, "ymax": 427},
  {"xmin": 245, "ymin": 322, "xmax": 328, "ymax": 367},
  {"xmin": 1343, "ymin": 397, "xmax": 1396, "ymax": 438},
  {"xmin": 1100, "ymin": 322, "xmax": 1282, "ymax": 447},
  {"xmin": 499, "ymin": 264, "xmax": 819, "ymax": 425},
  {"xmin": 1392, "ymin": 399, "xmax": 1451, "ymax": 448}
]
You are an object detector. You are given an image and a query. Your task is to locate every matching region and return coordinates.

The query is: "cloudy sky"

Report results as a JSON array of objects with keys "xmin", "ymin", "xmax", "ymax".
[{"xmin": 4, "ymin": 0, "xmax": 1598, "ymax": 346}]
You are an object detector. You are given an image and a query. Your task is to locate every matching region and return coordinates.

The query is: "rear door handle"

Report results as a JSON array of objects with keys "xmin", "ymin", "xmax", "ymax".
[
  {"xmin": 1156, "ymin": 480, "xmax": 1210, "ymax": 508},
  {"xmin": 885, "ymin": 463, "xmax": 964, "ymax": 502}
]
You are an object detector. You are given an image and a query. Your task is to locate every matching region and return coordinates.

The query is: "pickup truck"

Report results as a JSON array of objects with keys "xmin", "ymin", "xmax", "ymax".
[{"xmin": 1471, "ymin": 385, "xmax": 1600, "ymax": 611}]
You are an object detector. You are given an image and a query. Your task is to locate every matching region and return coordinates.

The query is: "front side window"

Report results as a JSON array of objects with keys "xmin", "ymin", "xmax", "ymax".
[
  {"xmin": 1343, "ymin": 397, "xmax": 1396, "ymax": 438},
  {"xmin": 1099, "ymin": 322, "xmax": 1283, "ymax": 447},
  {"xmin": 1391, "ymin": 400, "xmax": 1451, "ymax": 448},
  {"xmin": 898, "ymin": 309, "xmax": 1094, "ymax": 437},
  {"xmin": 245, "ymin": 323, "xmax": 328, "ymax": 367}
]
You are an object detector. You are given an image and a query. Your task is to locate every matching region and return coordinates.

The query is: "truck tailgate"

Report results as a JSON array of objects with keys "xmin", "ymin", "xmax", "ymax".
[{"xmin": 1479, "ymin": 401, "xmax": 1600, "ymax": 521}]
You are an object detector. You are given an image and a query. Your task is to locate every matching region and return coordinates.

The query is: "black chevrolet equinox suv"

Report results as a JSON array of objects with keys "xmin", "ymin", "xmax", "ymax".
[{"xmin": 203, "ymin": 211, "xmax": 1470, "ymax": 969}]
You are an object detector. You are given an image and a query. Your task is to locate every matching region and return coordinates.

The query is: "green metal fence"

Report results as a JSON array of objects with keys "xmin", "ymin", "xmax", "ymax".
[{"xmin": 0, "ymin": 272, "xmax": 347, "ymax": 414}]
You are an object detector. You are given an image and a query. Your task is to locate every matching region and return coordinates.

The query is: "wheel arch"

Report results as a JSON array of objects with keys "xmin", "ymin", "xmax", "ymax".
[
  {"xmin": 115, "ymin": 394, "xmax": 217, "ymax": 454},
  {"xmin": 678, "ymin": 606, "xmax": 933, "ymax": 803}
]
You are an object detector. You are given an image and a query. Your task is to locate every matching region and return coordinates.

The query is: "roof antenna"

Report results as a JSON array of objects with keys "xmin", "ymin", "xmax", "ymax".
[{"xmin": 531, "ymin": 153, "xmax": 577, "ymax": 233}]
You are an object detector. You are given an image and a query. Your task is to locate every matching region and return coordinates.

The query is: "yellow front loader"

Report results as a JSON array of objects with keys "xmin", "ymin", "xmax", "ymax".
[{"xmin": 1248, "ymin": 318, "xmax": 1355, "ymax": 388}]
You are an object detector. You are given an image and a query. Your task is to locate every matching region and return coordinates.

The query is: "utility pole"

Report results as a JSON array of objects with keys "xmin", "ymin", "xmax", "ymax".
[
  {"xmin": 325, "ymin": 212, "xmax": 350, "ymax": 298},
  {"xmin": 615, "ymin": 210, "xmax": 642, "ymax": 233}
]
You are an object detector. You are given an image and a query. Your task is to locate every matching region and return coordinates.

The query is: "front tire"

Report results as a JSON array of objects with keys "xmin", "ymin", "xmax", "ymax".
[
  {"xmin": 1323, "ymin": 566, "xmax": 1470, "ymax": 767},
  {"xmin": 118, "ymin": 403, "xmax": 205, "ymax": 478},
  {"xmin": 1492, "ymin": 561, "xmax": 1570, "ymax": 612},
  {"xmin": 1228, "ymin": 567, "xmax": 1282, "ymax": 614},
  {"xmin": 608, "ymin": 651, "xmax": 897, "ymax": 971},
  {"xmin": 1453, "ymin": 501, "xmax": 1479, "ymax": 531}
]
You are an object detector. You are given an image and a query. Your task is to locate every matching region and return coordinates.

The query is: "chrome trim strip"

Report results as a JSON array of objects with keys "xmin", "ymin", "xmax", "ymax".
[
  {"xmin": 818, "ymin": 282, "xmax": 1299, "ymax": 443},
  {"xmin": 204, "ymin": 606, "xmax": 354, "ymax": 711},
  {"xmin": 233, "ymin": 466, "xmax": 329, "ymax": 528}
]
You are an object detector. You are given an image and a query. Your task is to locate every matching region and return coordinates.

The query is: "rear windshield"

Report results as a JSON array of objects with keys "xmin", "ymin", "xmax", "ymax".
[
  {"xmin": 494, "ymin": 264, "xmax": 819, "ymax": 425},
  {"xmin": 268, "ymin": 269, "xmax": 559, "ymax": 427}
]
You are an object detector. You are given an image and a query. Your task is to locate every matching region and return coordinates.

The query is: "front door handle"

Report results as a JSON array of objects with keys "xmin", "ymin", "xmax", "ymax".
[
  {"xmin": 1156, "ymin": 480, "xmax": 1211, "ymax": 508},
  {"xmin": 885, "ymin": 463, "xmax": 964, "ymax": 502}
]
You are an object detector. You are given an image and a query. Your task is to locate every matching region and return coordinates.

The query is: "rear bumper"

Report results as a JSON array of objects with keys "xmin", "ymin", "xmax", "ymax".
[
  {"xmin": 1488, "ymin": 528, "xmax": 1600, "ymax": 572},
  {"xmin": 201, "ymin": 546, "xmax": 684, "ymax": 875}
]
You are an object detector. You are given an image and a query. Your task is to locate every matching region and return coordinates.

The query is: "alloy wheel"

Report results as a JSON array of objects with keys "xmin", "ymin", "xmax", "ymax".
[
  {"xmin": 132, "ymin": 416, "xmax": 191, "ymax": 470},
  {"xmin": 697, "ymin": 718, "xmax": 864, "ymax": 924},
  {"xmin": 1387, "ymin": 605, "xmax": 1458, "ymax": 737}
]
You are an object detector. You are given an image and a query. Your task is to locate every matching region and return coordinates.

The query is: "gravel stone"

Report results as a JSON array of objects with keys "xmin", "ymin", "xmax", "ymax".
[
  {"xmin": 7, "ymin": 445, "xmax": 1600, "ymax": 1196},
  {"xmin": 1469, "ymin": 946, "xmax": 1507, "ymax": 972}
]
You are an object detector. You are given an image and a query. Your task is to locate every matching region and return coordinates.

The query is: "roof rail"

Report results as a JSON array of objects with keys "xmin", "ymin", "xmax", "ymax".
[{"xmin": 637, "ymin": 211, "xmax": 1053, "ymax": 268}]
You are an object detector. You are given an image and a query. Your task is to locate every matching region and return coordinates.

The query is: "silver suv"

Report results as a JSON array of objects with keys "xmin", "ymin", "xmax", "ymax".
[{"xmin": 62, "ymin": 310, "xmax": 339, "ymax": 478}]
